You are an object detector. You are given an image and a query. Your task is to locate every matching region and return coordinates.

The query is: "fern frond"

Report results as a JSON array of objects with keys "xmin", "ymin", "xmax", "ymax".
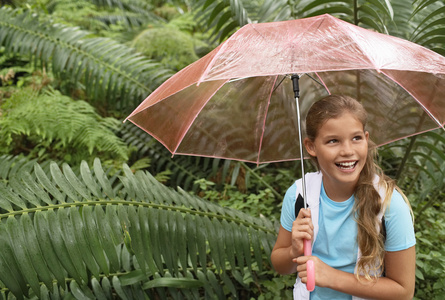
[
  {"xmin": 410, "ymin": 1, "xmax": 445, "ymax": 55},
  {"xmin": 0, "ymin": 157, "xmax": 277, "ymax": 299},
  {"xmin": 48, "ymin": 0, "xmax": 164, "ymax": 30},
  {"xmin": 193, "ymin": 0, "xmax": 252, "ymax": 42},
  {"xmin": 296, "ymin": 0, "xmax": 394, "ymax": 33},
  {"xmin": 120, "ymin": 121, "xmax": 217, "ymax": 191},
  {"xmin": 0, "ymin": 155, "xmax": 42, "ymax": 181},
  {"xmin": 0, "ymin": 88, "xmax": 130, "ymax": 164},
  {"xmin": 0, "ymin": 7, "xmax": 174, "ymax": 112}
]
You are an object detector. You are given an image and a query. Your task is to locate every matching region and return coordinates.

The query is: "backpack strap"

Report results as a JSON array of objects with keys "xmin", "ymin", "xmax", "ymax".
[
  {"xmin": 381, "ymin": 215, "xmax": 387, "ymax": 277},
  {"xmin": 294, "ymin": 193, "xmax": 308, "ymax": 218},
  {"xmin": 381, "ymin": 216, "xmax": 386, "ymax": 240}
]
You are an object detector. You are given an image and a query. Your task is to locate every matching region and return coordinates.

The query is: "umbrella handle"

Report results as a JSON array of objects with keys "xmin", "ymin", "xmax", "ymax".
[{"xmin": 304, "ymin": 239, "xmax": 315, "ymax": 292}]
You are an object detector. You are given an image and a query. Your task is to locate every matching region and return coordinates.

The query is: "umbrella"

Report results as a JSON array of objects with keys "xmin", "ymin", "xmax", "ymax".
[
  {"xmin": 125, "ymin": 14, "xmax": 445, "ymax": 167},
  {"xmin": 125, "ymin": 13, "xmax": 445, "ymax": 291}
]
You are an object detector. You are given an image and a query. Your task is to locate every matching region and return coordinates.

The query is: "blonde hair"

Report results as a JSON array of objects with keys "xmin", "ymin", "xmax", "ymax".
[{"xmin": 305, "ymin": 95, "xmax": 413, "ymax": 280}]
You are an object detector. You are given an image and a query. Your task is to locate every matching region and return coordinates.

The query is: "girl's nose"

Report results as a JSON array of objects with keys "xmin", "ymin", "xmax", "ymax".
[{"xmin": 340, "ymin": 142, "xmax": 354, "ymax": 156}]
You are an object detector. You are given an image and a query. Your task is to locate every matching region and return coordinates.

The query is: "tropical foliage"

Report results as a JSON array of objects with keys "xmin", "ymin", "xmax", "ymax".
[
  {"xmin": 0, "ymin": 156, "xmax": 277, "ymax": 299},
  {"xmin": 0, "ymin": 0, "xmax": 444, "ymax": 299}
]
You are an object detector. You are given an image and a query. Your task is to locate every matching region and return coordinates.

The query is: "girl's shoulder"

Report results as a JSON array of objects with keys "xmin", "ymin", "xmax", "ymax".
[
  {"xmin": 385, "ymin": 189, "xmax": 411, "ymax": 216},
  {"xmin": 383, "ymin": 189, "xmax": 416, "ymax": 251}
]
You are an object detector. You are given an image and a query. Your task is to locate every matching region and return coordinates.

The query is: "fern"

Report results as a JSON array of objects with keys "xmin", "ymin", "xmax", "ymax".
[
  {"xmin": 0, "ymin": 7, "xmax": 174, "ymax": 112},
  {"xmin": 0, "ymin": 88, "xmax": 130, "ymax": 164},
  {"xmin": 47, "ymin": 0, "xmax": 164, "ymax": 30},
  {"xmin": 0, "ymin": 157, "xmax": 277, "ymax": 299},
  {"xmin": 410, "ymin": 0, "xmax": 445, "ymax": 55},
  {"xmin": 120, "ymin": 121, "xmax": 208, "ymax": 191},
  {"xmin": 378, "ymin": 129, "xmax": 445, "ymax": 220},
  {"xmin": 193, "ymin": 0, "xmax": 252, "ymax": 42}
]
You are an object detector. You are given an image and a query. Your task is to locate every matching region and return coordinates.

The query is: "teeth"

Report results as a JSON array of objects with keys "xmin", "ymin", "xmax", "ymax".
[{"xmin": 336, "ymin": 162, "xmax": 356, "ymax": 169}]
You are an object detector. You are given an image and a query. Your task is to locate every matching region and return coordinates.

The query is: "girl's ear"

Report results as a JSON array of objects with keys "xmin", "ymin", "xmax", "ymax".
[
  {"xmin": 365, "ymin": 131, "xmax": 369, "ymax": 142},
  {"xmin": 304, "ymin": 138, "xmax": 316, "ymax": 157}
]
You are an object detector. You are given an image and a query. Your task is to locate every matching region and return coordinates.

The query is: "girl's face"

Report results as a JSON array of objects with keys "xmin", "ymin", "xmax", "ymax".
[{"xmin": 304, "ymin": 112, "xmax": 369, "ymax": 201}]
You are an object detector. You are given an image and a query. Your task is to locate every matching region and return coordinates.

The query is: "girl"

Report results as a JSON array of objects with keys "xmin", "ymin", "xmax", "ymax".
[{"xmin": 271, "ymin": 95, "xmax": 416, "ymax": 299}]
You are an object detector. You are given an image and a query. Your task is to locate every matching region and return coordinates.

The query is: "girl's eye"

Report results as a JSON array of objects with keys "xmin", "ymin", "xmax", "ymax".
[
  {"xmin": 353, "ymin": 136, "xmax": 363, "ymax": 141},
  {"xmin": 327, "ymin": 139, "xmax": 338, "ymax": 144}
]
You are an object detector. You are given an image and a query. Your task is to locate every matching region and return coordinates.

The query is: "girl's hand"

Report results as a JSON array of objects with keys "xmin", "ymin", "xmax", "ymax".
[
  {"xmin": 295, "ymin": 256, "xmax": 332, "ymax": 288},
  {"xmin": 290, "ymin": 208, "xmax": 314, "ymax": 258}
]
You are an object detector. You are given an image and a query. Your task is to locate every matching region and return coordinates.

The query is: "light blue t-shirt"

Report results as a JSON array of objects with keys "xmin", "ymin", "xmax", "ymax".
[{"xmin": 280, "ymin": 180, "xmax": 416, "ymax": 299}]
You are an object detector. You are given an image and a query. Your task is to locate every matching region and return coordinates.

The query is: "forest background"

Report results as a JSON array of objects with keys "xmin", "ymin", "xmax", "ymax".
[{"xmin": 0, "ymin": 0, "xmax": 444, "ymax": 299}]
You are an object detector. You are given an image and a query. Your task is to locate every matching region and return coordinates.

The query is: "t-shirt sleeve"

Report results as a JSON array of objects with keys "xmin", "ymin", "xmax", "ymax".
[
  {"xmin": 384, "ymin": 190, "xmax": 416, "ymax": 251},
  {"xmin": 280, "ymin": 183, "xmax": 297, "ymax": 232}
]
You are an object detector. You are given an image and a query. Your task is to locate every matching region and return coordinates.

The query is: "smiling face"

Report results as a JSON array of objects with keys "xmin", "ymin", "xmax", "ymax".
[{"xmin": 304, "ymin": 112, "xmax": 369, "ymax": 201}]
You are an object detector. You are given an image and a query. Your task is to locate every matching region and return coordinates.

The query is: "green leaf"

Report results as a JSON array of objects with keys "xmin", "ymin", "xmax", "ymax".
[
  {"xmin": 119, "ymin": 270, "xmax": 147, "ymax": 287},
  {"xmin": 138, "ymin": 207, "xmax": 158, "ymax": 276},
  {"xmin": 112, "ymin": 276, "xmax": 130, "ymax": 300},
  {"xmin": 57, "ymin": 208, "xmax": 88, "ymax": 283},
  {"xmin": 34, "ymin": 212, "xmax": 67, "ymax": 290},
  {"xmin": 127, "ymin": 204, "xmax": 147, "ymax": 275},
  {"xmin": 82, "ymin": 205, "xmax": 110, "ymax": 276},
  {"xmin": 69, "ymin": 280, "xmax": 95, "ymax": 300},
  {"xmin": 50, "ymin": 162, "xmax": 80, "ymax": 202},
  {"xmin": 90, "ymin": 278, "xmax": 107, "ymax": 300},
  {"xmin": 6, "ymin": 216, "xmax": 41, "ymax": 298},
  {"xmin": 93, "ymin": 158, "xmax": 115, "ymax": 198},
  {"xmin": 142, "ymin": 277, "xmax": 203, "ymax": 289},
  {"xmin": 416, "ymin": 268, "xmax": 425, "ymax": 280},
  {"xmin": 94, "ymin": 206, "xmax": 121, "ymax": 272},
  {"xmin": 185, "ymin": 213, "xmax": 198, "ymax": 273},
  {"xmin": 250, "ymin": 227, "xmax": 263, "ymax": 272},
  {"xmin": 9, "ymin": 177, "xmax": 41, "ymax": 208},
  {"xmin": 366, "ymin": 0, "xmax": 394, "ymax": 19},
  {"xmin": 34, "ymin": 163, "xmax": 65, "ymax": 203},
  {"xmin": 20, "ymin": 171, "xmax": 53, "ymax": 206},
  {"xmin": 223, "ymin": 220, "xmax": 236, "ymax": 271},
  {"xmin": 0, "ymin": 184, "xmax": 27, "ymax": 210},
  {"xmin": 175, "ymin": 212, "xmax": 188, "ymax": 272},
  {"xmin": 100, "ymin": 277, "xmax": 113, "ymax": 299},
  {"xmin": 0, "ymin": 186, "xmax": 14, "ymax": 213},
  {"xmin": 0, "ymin": 228, "xmax": 27, "ymax": 299},
  {"xmin": 62, "ymin": 163, "xmax": 93, "ymax": 200},
  {"xmin": 21, "ymin": 213, "xmax": 54, "ymax": 291},
  {"xmin": 69, "ymin": 206, "xmax": 101, "ymax": 279},
  {"xmin": 195, "ymin": 215, "xmax": 208, "ymax": 273}
]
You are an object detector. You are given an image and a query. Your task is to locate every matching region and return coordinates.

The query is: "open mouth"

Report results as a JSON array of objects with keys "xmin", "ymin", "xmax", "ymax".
[{"xmin": 335, "ymin": 161, "xmax": 358, "ymax": 170}]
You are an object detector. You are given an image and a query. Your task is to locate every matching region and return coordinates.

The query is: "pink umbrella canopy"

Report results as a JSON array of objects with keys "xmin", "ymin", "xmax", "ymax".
[{"xmin": 125, "ymin": 14, "xmax": 445, "ymax": 164}]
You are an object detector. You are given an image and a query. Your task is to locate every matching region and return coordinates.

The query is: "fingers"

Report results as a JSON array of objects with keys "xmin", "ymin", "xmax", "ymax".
[
  {"xmin": 296, "ymin": 257, "xmax": 315, "ymax": 285},
  {"xmin": 292, "ymin": 212, "xmax": 314, "ymax": 241},
  {"xmin": 295, "ymin": 255, "xmax": 311, "ymax": 265},
  {"xmin": 290, "ymin": 208, "xmax": 314, "ymax": 258},
  {"xmin": 298, "ymin": 271, "xmax": 308, "ymax": 283},
  {"xmin": 296, "ymin": 207, "xmax": 311, "ymax": 220},
  {"xmin": 296, "ymin": 260, "xmax": 308, "ymax": 283}
]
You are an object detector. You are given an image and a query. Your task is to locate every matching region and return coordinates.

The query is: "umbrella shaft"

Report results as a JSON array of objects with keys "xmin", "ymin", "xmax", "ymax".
[{"xmin": 292, "ymin": 74, "xmax": 308, "ymax": 208}]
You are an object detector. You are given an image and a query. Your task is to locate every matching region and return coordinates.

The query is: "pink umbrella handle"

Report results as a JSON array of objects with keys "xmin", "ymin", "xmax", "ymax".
[
  {"xmin": 303, "ymin": 239, "xmax": 315, "ymax": 292},
  {"xmin": 306, "ymin": 260, "xmax": 315, "ymax": 291},
  {"xmin": 303, "ymin": 239, "xmax": 312, "ymax": 256}
]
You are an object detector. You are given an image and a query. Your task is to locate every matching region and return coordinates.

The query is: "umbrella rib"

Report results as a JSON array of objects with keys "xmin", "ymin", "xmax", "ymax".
[
  {"xmin": 313, "ymin": 72, "xmax": 331, "ymax": 95},
  {"xmin": 256, "ymin": 75, "xmax": 279, "ymax": 165}
]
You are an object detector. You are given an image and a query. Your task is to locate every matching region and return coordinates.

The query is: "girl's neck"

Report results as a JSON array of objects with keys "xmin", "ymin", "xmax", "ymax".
[{"xmin": 323, "ymin": 180, "xmax": 356, "ymax": 202}]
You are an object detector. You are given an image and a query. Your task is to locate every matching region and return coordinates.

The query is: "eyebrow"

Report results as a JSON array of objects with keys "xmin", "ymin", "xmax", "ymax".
[{"xmin": 321, "ymin": 131, "xmax": 365, "ymax": 139}]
